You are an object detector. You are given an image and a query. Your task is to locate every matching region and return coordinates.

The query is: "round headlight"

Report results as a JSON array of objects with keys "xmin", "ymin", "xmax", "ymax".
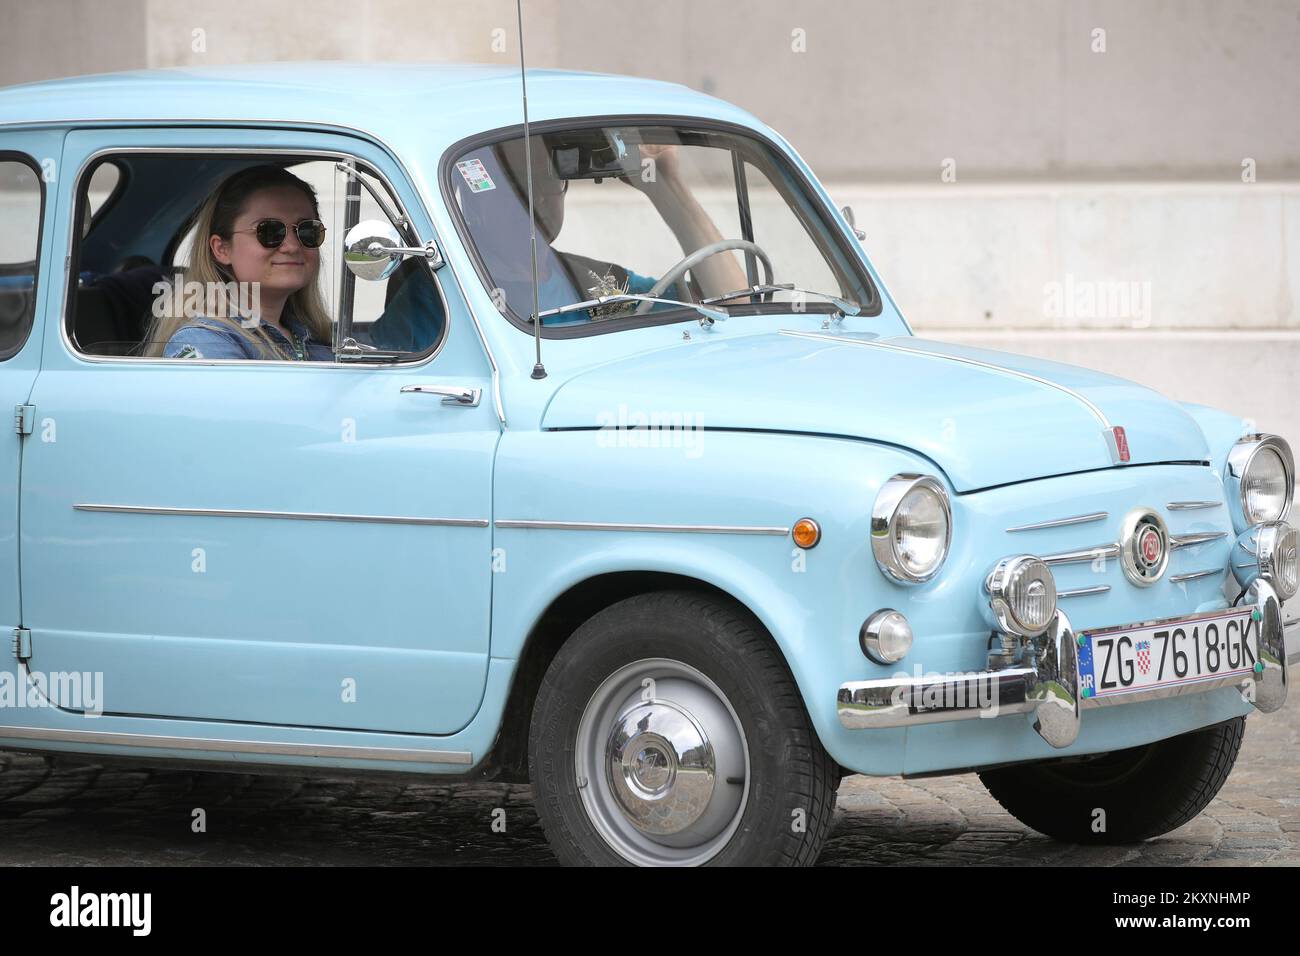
[
  {"xmin": 1227, "ymin": 435, "xmax": 1294, "ymax": 533},
  {"xmin": 986, "ymin": 555, "xmax": 1058, "ymax": 638},
  {"xmin": 1233, "ymin": 521, "xmax": 1298, "ymax": 601},
  {"xmin": 871, "ymin": 475, "xmax": 952, "ymax": 584},
  {"xmin": 1244, "ymin": 446, "xmax": 1289, "ymax": 524}
]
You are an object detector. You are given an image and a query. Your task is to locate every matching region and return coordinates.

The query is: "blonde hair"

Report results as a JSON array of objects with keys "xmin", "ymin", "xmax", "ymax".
[{"xmin": 146, "ymin": 165, "xmax": 333, "ymax": 358}]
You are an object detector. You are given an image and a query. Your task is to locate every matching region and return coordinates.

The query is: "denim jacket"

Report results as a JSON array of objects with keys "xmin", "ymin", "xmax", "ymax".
[{"xmin": 163, "ymin": 314, "xmax": 334, "ymax": 361}]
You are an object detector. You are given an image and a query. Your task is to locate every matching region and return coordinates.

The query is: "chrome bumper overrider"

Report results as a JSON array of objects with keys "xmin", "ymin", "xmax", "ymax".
[{"xmin": 836, "ymin": 579, "xmax": 1289, "ymax": 749}]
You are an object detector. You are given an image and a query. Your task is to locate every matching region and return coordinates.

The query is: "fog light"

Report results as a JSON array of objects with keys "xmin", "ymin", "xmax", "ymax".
[
  {"xmin": 860, "ymin": 609, "xmax": 912, "ymax": 664},
  {"xmin": 1232, "ymin": 521, "xmax": 1298, "ymax": 601},
  {"xmin": 986, "ymin": 555, "xmax": 1058, "ymax": 637}
]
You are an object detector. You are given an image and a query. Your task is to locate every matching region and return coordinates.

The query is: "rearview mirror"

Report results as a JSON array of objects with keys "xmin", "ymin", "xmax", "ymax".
[{"xmin": 552, "ymin": 129, "xmax": 640, "ymax": 181}]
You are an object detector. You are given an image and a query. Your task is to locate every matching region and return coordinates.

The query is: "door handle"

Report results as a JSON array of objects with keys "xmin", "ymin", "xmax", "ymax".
[{"xmin": 400, "ymin": 384, "xmax": 482, "ymax": 407}]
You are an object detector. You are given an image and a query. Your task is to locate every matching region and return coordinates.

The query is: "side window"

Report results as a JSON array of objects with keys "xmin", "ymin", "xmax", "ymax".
[
  {"xmin": 0, "ymin": 157, "xmax": 43, "ymax": 359},
  {"xmin": 66, "ymin": 152, "xmax": 445, "ymax": 361}
]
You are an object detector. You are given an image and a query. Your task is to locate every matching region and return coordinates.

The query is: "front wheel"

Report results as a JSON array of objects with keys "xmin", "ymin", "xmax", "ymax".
[
  {"xmin": 528, "ymin": 591, "xmax": 837, "ymax": 866},
  {"xmin": 977, "ymin": 716, "xmax": 1245, "ymax": 844}
]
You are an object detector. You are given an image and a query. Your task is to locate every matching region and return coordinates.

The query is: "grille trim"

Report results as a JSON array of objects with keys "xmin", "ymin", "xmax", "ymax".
[
  {"xmin": 1057, "ymin": 584, "xmax": 1111, "ymax": 598},
  {"xmin": 1169, "ymin": 568, "xmax": 1225, "ymax": 583},
  {"xmin": 1170, "ymin": 531, "xmax": 1229, "ymax": 549},
  {"xmin": 1005, "ymin": 511, "xmax": 1108, "ymax": 533},
  {"xmin": 1042, "ymin": 544, "xmax": 1120, "ymax": 566}
]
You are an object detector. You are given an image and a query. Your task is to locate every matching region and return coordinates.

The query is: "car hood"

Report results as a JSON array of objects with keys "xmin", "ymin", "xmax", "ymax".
[{"xmin": 541, "ymin": 330, "xmax": 1210, "ymax": 492}]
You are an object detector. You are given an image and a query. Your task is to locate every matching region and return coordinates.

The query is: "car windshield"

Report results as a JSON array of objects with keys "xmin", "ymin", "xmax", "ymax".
[{"xmin": 445, "ymin": 122, "xmax": 875, "ymax": 333}]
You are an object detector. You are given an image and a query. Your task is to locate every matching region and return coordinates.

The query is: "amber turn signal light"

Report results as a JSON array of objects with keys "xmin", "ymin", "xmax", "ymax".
[{"xmin": 792, "ymin": 517, "xmax": 821, "ymax": 549}]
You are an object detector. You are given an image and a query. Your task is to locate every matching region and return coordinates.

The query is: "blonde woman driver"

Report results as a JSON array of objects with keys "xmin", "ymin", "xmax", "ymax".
[{"xmin": 149, "ymin": 164, "xmax": 334, "ymax": 360}]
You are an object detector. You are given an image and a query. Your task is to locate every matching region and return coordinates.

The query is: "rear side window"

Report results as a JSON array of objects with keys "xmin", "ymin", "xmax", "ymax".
[{"xmin": 0, "ymin": 157, "xmax": 44, "ymax": 359}]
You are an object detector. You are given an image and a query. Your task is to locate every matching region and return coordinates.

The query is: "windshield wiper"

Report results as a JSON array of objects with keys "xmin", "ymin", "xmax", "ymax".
[
  {"xmin": 701, "ymin": 283, "xmax": 862, "ymax": 316},
  {"xmin": 534, "ymin": 294, "xmax": 730, "ymax": 324}
]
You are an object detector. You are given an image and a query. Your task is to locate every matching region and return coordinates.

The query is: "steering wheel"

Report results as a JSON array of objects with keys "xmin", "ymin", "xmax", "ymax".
[{"xmin": 634, "ymin": 238, "xmax": 775, "ymax": 315}]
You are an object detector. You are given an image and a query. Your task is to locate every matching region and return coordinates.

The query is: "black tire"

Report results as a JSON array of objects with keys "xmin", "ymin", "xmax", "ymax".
[
  {"xmin": 977, "ymin": 716, "xmax": 1245, "ymax": 844},
  {"xmin": 528, "ymin": 590, "xmax": 837, "ymax": 866}
]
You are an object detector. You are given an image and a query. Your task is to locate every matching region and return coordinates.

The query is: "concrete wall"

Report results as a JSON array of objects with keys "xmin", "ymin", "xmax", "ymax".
[
  {"xmin": 6, "ymin": 0, "xmax": 1298, "ymax": 181},
  {"xmin": 1, "ymin": 0, "xmax": 1296, "ymax": 442}
]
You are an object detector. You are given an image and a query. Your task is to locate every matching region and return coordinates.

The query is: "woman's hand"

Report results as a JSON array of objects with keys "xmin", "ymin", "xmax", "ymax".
[{"xmin": 622, "ymin": 143, "xmax": 683, "ymax": 196}]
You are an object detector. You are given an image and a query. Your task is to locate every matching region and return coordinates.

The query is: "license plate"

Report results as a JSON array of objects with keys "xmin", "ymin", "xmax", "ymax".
[{"xmin": 1077, "ymin": 606, "xmax": 1259, "ymax": 701}]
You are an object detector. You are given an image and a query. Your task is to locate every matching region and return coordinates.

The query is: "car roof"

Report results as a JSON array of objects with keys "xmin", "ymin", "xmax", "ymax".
[{"xmin": 0, "ymin": 62, "xmax": 765, "ymax": 155}]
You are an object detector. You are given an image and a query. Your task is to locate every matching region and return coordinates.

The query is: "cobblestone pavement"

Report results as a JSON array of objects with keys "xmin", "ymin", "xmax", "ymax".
[{"xmin": 1, "ymin": 695, "xmax": 1297, "ymax": 866}]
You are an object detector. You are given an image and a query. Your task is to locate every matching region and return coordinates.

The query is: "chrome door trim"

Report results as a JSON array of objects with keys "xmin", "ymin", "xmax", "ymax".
[
  {"xmin": 74, "ymin": 504, "xmax": 489, "ymax": 527},
  {"xmin": 778, "ymin": 329, "xmax": 1113, "ymax": 429},
  {"xmin": 1006, "ymin": 511, "xmax": 1108, "ymax": 533},
  {"xmin": 0, "ymin": 724, "xmax": 472, "ymax": 765},
  {"xmin": 495, "ymin": 519, "xmax": 790, "ymax": 535}
]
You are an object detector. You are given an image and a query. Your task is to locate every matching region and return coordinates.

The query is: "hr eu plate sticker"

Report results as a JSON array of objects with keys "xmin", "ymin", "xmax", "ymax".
[{"xmin": 456, "ymin": 158, "xmax": 496, "ymax": 192}]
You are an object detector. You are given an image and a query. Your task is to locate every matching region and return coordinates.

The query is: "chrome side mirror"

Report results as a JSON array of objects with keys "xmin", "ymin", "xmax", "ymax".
[
  {"xmin": 343, "ymin": 219, "xmax": 444, "ymax": 281},
  {"xmin": 840, "ymin": 205, "xmax": 866, "ymax": 241}
]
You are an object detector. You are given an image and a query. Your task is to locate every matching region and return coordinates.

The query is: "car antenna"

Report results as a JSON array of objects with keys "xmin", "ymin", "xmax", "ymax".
[{"xmin": 517, "ymin": 0, "xmax": 547, "ymax": 380}]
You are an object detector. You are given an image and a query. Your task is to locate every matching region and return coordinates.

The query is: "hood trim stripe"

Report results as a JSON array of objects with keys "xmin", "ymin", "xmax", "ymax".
[{"xmin": 778, "ymin": 330, "xmax": 1113, "ymax": 429}]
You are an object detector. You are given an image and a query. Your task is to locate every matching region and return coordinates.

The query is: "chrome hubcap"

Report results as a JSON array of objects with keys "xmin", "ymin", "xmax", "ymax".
[
  {"xmin": 575, "ymin": 659, "xmax": 749, "ymax": 865},
  {"xmin": 608, "ymin": 701, "xmax": 716, "ymax": 836}
]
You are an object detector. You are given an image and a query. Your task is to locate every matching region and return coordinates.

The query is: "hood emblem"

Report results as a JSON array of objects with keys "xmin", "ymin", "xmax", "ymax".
[
  {"xmin": 1105, "ymin": 425, "xmax": 1131, "ymax": 464},
  {"xmin": 1120, "ymin": 508, "xmax": 1169, "ymax": 587}
]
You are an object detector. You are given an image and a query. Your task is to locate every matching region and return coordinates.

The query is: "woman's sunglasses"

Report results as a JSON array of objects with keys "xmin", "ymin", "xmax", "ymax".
[{"xmin": 235, "ymin": 218, "xmax": 327, "ymax": 249}]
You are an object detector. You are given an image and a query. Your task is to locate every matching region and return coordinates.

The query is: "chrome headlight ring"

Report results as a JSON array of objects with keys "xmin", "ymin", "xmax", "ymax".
[
  {"xmin": 870, "ymin": 474, "xmax": 952, "ymax": 584},
  {"xmin": 1226, "ymin": 434, "xmax": 1294, "ymax": 534}
]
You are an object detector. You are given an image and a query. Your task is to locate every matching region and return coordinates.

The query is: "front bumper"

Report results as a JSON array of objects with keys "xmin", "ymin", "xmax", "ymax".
[{"xmin": 836, "ymin": 579, "xmax": 1290, "ymax": 749}]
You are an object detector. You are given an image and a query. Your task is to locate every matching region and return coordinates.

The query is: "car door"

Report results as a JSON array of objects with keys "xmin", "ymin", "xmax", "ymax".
[
  {"xmin": 17, "ymin": 127, "xmax": 499, "ymax": 735},
  {"xmin": 0, "ymin": 131, "xmax": 60, "ymax": 675}
]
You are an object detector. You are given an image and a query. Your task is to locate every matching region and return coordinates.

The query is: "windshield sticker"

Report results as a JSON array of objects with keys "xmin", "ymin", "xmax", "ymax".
[{"xmin": 456, "ymin": 158, "xmax": 496, "ymax": 193}]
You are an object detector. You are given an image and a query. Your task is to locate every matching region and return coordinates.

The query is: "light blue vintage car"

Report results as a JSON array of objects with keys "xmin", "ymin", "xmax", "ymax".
[{"xmin": 0, "ymin": 63, "xmax": 1295, "ymax": 867}]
